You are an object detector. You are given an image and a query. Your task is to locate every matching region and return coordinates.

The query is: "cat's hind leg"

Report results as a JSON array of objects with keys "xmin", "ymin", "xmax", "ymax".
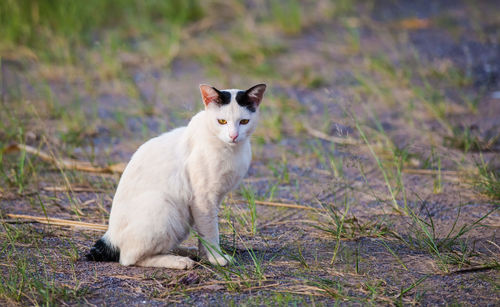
[
  {"xmin": 136, "ymin": 255, "xmax": 195, "ymax": 269},
  {"xmin": 113, "ymin": 192, "xmax": 194, "ymax": 269},
  {"xmin": 118, "ymin": 238, "xmax": 195, "ymax": 269},
  {"xmin": 119, "ymin": 248, "xmax": 195, "ymax": 269}
]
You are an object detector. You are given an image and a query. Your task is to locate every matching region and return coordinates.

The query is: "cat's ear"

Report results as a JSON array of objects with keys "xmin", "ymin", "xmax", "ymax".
[
  {"xmin": 199, "ymin": 84, "xmax": 221, "ymax": 107},
  {"xmin": 245, "ymin": 84, "xmax": 266, "ymax": 106}
]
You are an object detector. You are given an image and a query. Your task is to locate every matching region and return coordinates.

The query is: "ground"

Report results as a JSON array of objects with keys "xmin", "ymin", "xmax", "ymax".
[{"xmin": 0, "ymin": 0, "xmax": 499, "ymax": 306}]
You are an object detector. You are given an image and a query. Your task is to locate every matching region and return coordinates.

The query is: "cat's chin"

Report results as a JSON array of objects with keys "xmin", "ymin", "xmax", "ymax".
[{"xmin": 225, "ymin": 139, "xmax": 243, "ymax": 146}]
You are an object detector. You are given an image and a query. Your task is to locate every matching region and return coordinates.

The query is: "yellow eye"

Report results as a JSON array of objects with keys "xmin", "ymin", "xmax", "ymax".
[
  {"xmin": 218, "ymin": 119, "xmax": 227, "ymax": 125},
  {"xmin": 240, "ymin": 119, "xmax": 249, "ymax": 125}
]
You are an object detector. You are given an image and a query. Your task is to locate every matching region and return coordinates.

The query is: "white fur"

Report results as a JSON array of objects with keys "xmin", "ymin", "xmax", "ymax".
[{"xmin": 102, "ymin": 85, "xmax": 264, "ymax": 269}]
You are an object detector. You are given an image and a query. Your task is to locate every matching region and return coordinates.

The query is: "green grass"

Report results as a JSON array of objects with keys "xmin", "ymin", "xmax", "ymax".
[
  {"xmin": 354, "ymin": 117, "xmax": 402, "ymax": 212},
  {"xmin": 270, "ymin": 0, "xmax": 303, "ymax": 35},
  {"xmin": 313, "ymin": 198, "xmax": 390, "ymax": 266},
  {"xmin": 307, "ymin": 277, "xmax": 349, "ymax": 301},
  {"xmin": 0, "ymin": 0, "xmax": 202, "ymax": 58},
  {"xmin": 289, "ymin": 243, "xmax": 309, "ymax": 269},
  {"xmin": 0, "ymin": 138, "xmax": 41, "ymax": 195},
  {"xmin": 394, "ymin": 206, "xmax": 497, "ymax": 273},
  {"xmin": 444, "ymin": 126, "xmax": 483, "ymax": 152},
  {"xmin": 222, "ymin": 292, "xmax": 309, "ymax": 306},
  {"xmin": 474, "ymin": 158, "xmax": 500, "ymax": 200},
  {"xmin": 0, "ymin": 254, "xmax": 88, "ymax": 306},
  {"xmin": 197, "ymin": 226, "xmax": 268, "ymax": 293},
  {"xmin": 0, "ymin": 221, "xmax": 88, "ymax": 305},
  {"xmin": 393, "ymin": 275, "xmax": 428, "ymax": 307},
  {"xmin": 241, "ymin": 185, "xmax": 258, "ymax": 235}
]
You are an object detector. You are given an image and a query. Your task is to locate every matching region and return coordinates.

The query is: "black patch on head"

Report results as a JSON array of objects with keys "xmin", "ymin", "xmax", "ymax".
[
  {"xmin": 216, "ymin": 89, "xmax": 231, "ymax": 106},
  {"xmin": 235, "ymin": 91, "xmax": 256, "ymax": 112},
  {"xmin": 86, "ymin": 238, "xmax": 120, "ymax": 262}
]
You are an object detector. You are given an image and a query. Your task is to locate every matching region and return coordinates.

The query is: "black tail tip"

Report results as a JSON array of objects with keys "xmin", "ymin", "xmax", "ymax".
[{"xmin": 86, "ymin": 238, "xmax": 120, "ymax": 262}]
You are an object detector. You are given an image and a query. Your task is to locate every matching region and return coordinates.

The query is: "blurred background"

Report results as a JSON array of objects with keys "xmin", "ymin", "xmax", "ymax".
[{"xmin": 1, "ymin": 0, "xmax": 498, "ymax": 157}]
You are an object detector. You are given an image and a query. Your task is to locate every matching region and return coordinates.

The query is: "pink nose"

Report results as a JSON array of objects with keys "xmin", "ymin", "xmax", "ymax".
[{"xmin": 230, "ymin": 133, "xmax": 238, "ymax": 141}]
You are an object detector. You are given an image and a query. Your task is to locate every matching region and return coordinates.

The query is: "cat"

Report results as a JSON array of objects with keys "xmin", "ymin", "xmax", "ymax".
[{"xmin": 86, "ymin": 83, "xmax": 266, "ymax": 269}]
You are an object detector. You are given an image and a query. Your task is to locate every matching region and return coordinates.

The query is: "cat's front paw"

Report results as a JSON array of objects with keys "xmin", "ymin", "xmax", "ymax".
[
  {"xmin": 176, "ymin": 257, "xmax": 196, "ymax": 270},
  {"xmin": 208, "ymin": 253, "xmax": 233, "ymax": 266}
]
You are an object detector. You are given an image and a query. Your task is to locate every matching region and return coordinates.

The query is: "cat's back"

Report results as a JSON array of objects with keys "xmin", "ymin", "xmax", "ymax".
[
  {"xmin": 130, "ymin": 127, "xmax": 186, "ymax": 168},
  {"xmin": 139, "ymin": 127, "xmax": 186, "ymax": 154},
  {"xmin": 113, "ymin": 127, "xmax": 188, "ymax": 203}
]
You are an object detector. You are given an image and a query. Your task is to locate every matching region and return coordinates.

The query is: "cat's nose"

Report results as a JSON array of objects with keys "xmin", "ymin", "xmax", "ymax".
[{"xmin": 230, "ymin": 133, "xmax": 238, "ymax": 141}]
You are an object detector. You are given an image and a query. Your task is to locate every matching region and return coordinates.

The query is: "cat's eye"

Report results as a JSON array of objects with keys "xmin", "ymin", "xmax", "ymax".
[
  {"xmin": 240, "ymin": 119, "xmax": 250, "ymax": 125},
  {"xmin": 218, "ymin": 119, "xmax": 227, "ymax": 125}
]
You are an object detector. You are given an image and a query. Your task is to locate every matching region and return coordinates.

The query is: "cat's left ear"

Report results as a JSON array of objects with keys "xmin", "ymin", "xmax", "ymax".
[{"xmin": 245, "ymin": 84, "xmax": 266, "ymax": 107}]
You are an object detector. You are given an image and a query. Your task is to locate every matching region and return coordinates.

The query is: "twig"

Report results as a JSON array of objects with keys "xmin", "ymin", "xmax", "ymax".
[
  {"xmin": 4, "ymin": 143, "xmax": 125, "ymax": 174},
  {"xmin": 303, "ymin": 123, "xmax": 361, "ymax": 145},
  {"xmin": 243, "ymin": 176, "xmax": 273, "ymax": 183},
  {"xmin": 230, "ymin": 199, "xmax": 316, "ymax": 211},
  {"xmin": 402, "ymin": 168, "xmax": 465, "ymax": 177},
  {"xmin": 43, "ymin": 186, "xmax": 105, "ymax": 193},
  {"xmin": 4, "ymin": 213, "xmax": 107, "ymax": 231},
  {"xmin": 447, "ymin": 264, "xmax": 500, "ymax": 275},
  {"xmin": 1, "ymin": 219, "xmax": 41, "ymax": 225}
]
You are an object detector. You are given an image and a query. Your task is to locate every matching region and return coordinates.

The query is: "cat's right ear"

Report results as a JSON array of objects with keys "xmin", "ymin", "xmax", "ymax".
[{"xmin": 199, "ymin": 84, "xmax": 220, "ymax": 107}]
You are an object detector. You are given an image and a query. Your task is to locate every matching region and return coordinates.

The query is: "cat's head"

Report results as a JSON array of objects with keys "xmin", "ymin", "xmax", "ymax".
[{"xmin": 199, "ymin": 84, "xmax": 266, "ymax": 145}]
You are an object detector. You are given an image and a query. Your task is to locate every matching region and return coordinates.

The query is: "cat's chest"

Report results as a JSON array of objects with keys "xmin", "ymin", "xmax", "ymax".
[
  {"xmin": 218, "ymin": 150, "xmax": 250, "ymax": 178},
  {"xmin": 189, "ymin": 142, "xmax": 251, "ymax": 190},
  {"xmin": 212, "ymin": 145, "xmax": 250, "ymax": 178},
  {"xmin": 213, "ymin": 158, "xmax": 249, "ymax": 194}
]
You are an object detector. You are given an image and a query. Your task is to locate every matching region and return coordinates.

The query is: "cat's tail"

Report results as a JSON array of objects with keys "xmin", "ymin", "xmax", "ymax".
[{"xmin": 86, "ymin": 237, "xmax": 120, "ymax": 262}]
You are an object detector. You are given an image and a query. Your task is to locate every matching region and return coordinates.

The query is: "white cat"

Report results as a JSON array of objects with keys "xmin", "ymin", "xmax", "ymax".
[{"xmin": 86, "ymin": 84, "xmax": 266, "ymax": 269}]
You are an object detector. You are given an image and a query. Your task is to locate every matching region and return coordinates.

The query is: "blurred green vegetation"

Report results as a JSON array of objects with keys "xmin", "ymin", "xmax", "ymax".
[
  {"xmin": 0, "ymin": 0, "xmax": 203, "ymax": 48},
  {"xmin": 0, "ymin": 0, "xmax": 330, "ymax": 66},
  {"xmin": 0, "ymin": 0, "xmax": 351, "ymax": 80}
]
